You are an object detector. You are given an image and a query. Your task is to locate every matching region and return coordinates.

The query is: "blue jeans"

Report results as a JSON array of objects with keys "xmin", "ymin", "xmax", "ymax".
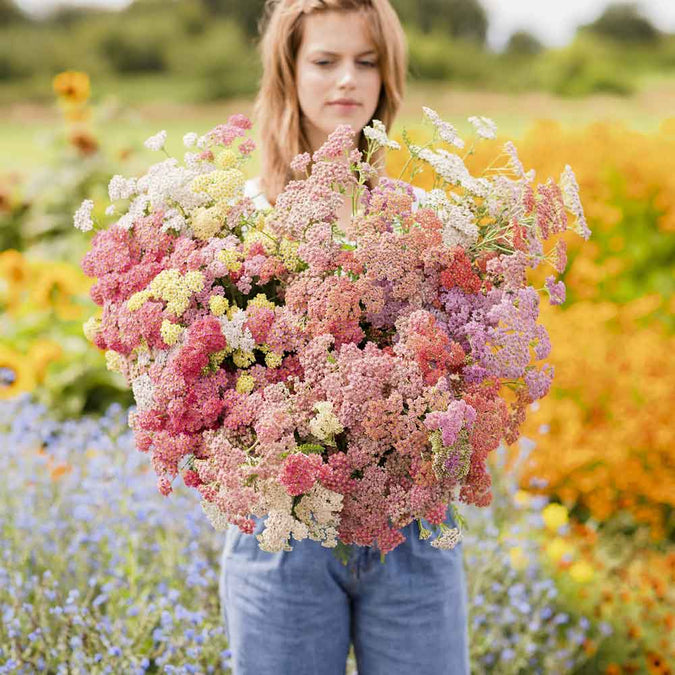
[{"xmin": 218, "ymin": 510, "xmax": 469, "ymax": 675}]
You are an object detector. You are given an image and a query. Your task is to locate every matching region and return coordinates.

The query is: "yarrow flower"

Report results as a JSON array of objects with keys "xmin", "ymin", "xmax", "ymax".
[
  {"xmin": 75, "ymin": 109, "xmax": 589, "ymax": 561},
  {"xmin": 468, "ymin": 115, "xmax": 498, "ymax": 140},
  {"xmin": 144, "ymin": 130, "xmax": 167, "ymax": 152},
  {"xmin": 73, "ymin": 199, "xmax": 94, "ymax": 232}
]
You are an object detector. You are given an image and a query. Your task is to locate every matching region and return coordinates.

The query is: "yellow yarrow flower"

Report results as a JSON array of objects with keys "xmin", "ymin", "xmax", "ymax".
[
  {"xmin": 264, "ymin": 351, "xmax": 283, "ymax": 368},
  {"xmin": 542, "ymin": 503, "xmax": 569, "ymax": 532},
  {"xmin": 248, "ymin": 293, "xmax": 276, "ymax": 310},
  {"xmin": 105, "ymin": 350, "xmax": 124, "ymax": 373},
  {"xmin": 216, "ymin": 249, "xmax": 242, "ymax": 272},
  {"xmin": 243, "ymin": 229, "xmax": 276, "ymax": 255},
  {"xmin": 82, "ymin": 316, "xmax": 101, "ymax": 343},
  {"xmin": 569, "ymin": 560, "xmax": 594, "ymax": 584},
  {"xmin": 160, "ymin": 320, "xmax": 184, "ymax": 346},
  {"xmin": 215, "ymin": 149, "xmax": 238, "ymax": 170},
  {"xmin": 232, "ymin": 349, "xmax": 256, "ymax": 368},
  {"xmin": 184, "ymin": 271, "xmax": 205, "ymax": 293},
  {"xmin": 208, "ymin": 349, "xmax": 228, "ymax": 370},
  {"xmin": 191, "ymin": 207, "xmax": 223, "ymax": 241},
  {"xmin": 209, "ymin": 296, "xmax": 229, "ymax": 316},
  {"xmin": 193, "ymin": 169, "xmax": 245, "ymax": 204},
  {"xmin": 127, "ymin": 289, "xmax": 152, "ymax": 311},
  {"xmin": 279, "ymin": 239, "xmax": 302, "ymax": 271},
  {"xmin": 236, "ymin": 373, "xmax": 256, "ymax": 394}
]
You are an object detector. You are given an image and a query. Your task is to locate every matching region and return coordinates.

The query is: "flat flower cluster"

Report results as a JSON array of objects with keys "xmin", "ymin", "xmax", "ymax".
[{"xmin": 75, "ymin": 110, "xmax": 589, "ymax": 558}]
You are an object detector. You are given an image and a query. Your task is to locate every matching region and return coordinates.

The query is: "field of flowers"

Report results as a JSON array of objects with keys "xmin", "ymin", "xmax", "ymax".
[{"xmin": 1, "ymin": 74, "xmax": 674, "ymax": 673}]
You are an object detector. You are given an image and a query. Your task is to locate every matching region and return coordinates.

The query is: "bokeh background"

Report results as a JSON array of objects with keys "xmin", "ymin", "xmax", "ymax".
[{"xmin": 1, "ymin": 1, "xmax": 674, "ymax": 673}]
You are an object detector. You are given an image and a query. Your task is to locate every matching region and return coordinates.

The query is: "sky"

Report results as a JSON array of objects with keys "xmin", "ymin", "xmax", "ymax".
[{"xmin": 14, "ymin": 0, "xmax": 675, "ymax": 51}]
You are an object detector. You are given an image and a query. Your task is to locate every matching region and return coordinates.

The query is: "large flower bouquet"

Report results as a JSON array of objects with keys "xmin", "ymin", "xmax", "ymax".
[{"xmin": 75, "ymin": 109, "xmax": 589, "ymax": 560}]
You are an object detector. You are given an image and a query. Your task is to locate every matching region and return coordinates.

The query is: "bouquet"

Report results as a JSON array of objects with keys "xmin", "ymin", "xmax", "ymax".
[{"xmin": 75, "ymin": 109, "xmax": 590, "ymax": 561}]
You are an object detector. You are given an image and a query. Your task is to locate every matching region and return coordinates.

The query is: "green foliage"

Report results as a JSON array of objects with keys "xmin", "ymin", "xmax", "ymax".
[
  {"xmin": 581, "ymin": 1, "xmax": 660, "ymax": 44},
  {"xmin": 506, "ymin": 30, "xmax": 544, "ymax": 57}
]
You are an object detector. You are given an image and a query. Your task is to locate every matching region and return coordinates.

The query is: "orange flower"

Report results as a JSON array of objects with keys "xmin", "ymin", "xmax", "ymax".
[{"xmin": 52, "ymin": 71, "xmax": 90, "ymax": 104}]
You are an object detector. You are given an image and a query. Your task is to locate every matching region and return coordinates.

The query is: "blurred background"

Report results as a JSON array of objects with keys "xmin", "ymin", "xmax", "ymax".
[{"xmin": 1, "ymin": 1, "xmax": 674, "ymax": 673}]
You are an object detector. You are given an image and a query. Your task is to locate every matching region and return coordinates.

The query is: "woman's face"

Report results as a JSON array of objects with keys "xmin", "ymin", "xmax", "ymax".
[{"xmin": 296, "ymin": 10, "xmax": 382, "ymax": 153}]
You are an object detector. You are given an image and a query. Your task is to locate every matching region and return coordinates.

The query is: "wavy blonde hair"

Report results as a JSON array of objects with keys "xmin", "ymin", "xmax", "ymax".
[{"xmin": 255, "ymin": 0, "xmax": 408, "ymax": 203}]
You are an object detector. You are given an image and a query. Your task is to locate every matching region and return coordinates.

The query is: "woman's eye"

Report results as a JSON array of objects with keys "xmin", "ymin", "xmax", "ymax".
[
  {"xmin": 359, "ymin": 61, "xmax": 377, "ymax": 68},
  {"xmin": 315, "ymin": 61, "xmax": 332, "ymax": 66}
]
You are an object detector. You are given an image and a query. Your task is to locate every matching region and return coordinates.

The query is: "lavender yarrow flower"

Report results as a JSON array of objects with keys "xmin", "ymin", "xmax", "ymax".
[
  {"xmin": 559, "ymin": 165, "xmax": 591, "ymax": 241},
  {"xmin": 544, "ymin": 275, "xmax": 566, "ymax": 306},
  {"xmin": 144, "ymin": 129, "xmax": 167, "ymax": 152},
  {"xmin": 73, "ymin": 199, "xmax": 94, "ymax": 232}
]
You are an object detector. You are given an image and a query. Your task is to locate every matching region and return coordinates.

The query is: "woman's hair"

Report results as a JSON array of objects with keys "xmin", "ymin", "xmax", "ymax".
[{"xmin": 255, "ymin": 0, "xmax": 408, "ymax": 203}]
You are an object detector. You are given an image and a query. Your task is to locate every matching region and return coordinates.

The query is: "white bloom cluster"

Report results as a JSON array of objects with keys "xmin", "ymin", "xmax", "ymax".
[
  {"xmin": 117, "ymin": 194, "xmax": 149, "ymax": 231},
  {"xmin": 308, "ymin": 401, "xmax": 343, "ymax": 441},
  {"xmin": 363, "ymin": 119, "xmax": 401, "ymax": 150},
  {"xmin": 294, "ymin": 483, "xmax": 343, "ymax": 548},
  {"xmin": 468, "ymin": 115, "xmax": 498, "ymax": 140},
  {"xmin": 422, "ymin": 189, "xmax": 479, "ymax": 249},
  {"xmin": 560, "ymin": 164, "xmax": 591, "ymax": 240},
  {"xmin": 504, "ymin": 141, "xmax": 525, "ymax": 178},
  {"xmin": 161, "ymin": 208, "xmax": 188, "ymax": 234},
  {"xmin": 73, "ymin": 199, "xmax": 94, "ymax": 232},
  {"xmin": 131, "ymin": 373, "xmax": 155, "ymax": 411},
  {"xmin": 414, "ymin": 146, "xmax": 489, "ymax": 197},
  {"xmin": 422, "ymin": 107, "xmax": 465, "ymax": 149},
  {"xmin": 144, "ymin": 129, "xmax": 167, "ymax": 152},
  {"xmin": 200, "ymin": 500, "xmax": 230, "ymax": 531},
  {"xmin": 430, "ymin": 526, "xmax": 462, "ymax": 550},
  {"xmin": 183, "ymin": 132, "xmax": 199, "ymax": 148},
  {"xmin": 217, "ymin": 308, "xmax": 256, "ymax": 353},
  {"xmin": 257, "ymin": 510, "xmax": 309, "ymax": 552},
  {"xmin": 136, "ymin": 158, "xmax": 207, "ymax": 214},
  {"xmin": 108, "ymin": 174, "xmax": 137, "ymax": 201}
]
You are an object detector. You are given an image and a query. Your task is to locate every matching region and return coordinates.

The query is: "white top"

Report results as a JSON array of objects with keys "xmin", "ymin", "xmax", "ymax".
[{"xmin": 243, "ymin": 177, "xmax": 427, "ymax": 212}]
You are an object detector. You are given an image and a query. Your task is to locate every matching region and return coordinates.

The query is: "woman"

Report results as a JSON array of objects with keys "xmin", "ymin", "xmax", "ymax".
[{"xmin": 219, "ymin": 1, "xmax": 470, "ymax": 674}]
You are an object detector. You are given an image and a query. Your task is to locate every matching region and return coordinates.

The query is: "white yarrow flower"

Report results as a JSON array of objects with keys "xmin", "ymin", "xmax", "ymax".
[
  {"xmin": 105, "ymin": 204, "xmax": 116, "ymax": 216},
  {"xmin": 144, "ymin": 130, "xmax": 167, "ymax": 152},
  {"xmin": 131, "ymin": 373, "xmax": 155, "ymax": 411},
  {"xmin": 468, "ymin": 115, "xmax": 498, "ymax": 140},
  {"xmin": 183, "ymin": 132, "xmax": 199, "ymax": 148},
  {"xmin": 430, "ymin": 527, "xmax": 462, "ymax": 550},
  {"xmin": 108, "ymin": 174, "xmax": 137, "ymax": 201},
  {"xmin": 73, "ymin": 199, "xmax": 94, "ymax": 232},
  {"xmin": 363, "ymin": 119, "xmax": 400, "ymax": 150},
  {"xmin": 309, "ymin": 401, "xmax": 344, "ymax": 441},
  {"xmin": 422, "ymin": 107, "xmax": 465, "ymax": 149},
  {"xmin": 201, "ymin": 500, "xmax": 230, "ymax": 531},
  {"xmin": 422, "ymin": 189, "xmax": 479, "ymax": 249}
]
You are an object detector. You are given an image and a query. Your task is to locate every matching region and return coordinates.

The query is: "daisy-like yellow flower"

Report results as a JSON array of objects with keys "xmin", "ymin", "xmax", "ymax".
[
  {"xmin": 542, "ymin": 503, "xmax": 569, "ymax": 532},
  {"xmin": 27, "ymin": 339, "xmax": 63, "ymax": 383},
  {"xmin": 569, "ymin": 560, "xmax": 594, "ymax": 584},
  {"xmin": 0, "ymin": 345, "xmax": 36, "ymax": 398},
  {"xmin": 30, "ymin": 262, "xmax": 90, "ymax": 321},
  {"xmin": 52, "ymin": 71, "xmax": 90, "ymax": 104},
  {"xmin": 544, "ymin": 536, "xmax": 574, "ymax": 564}
]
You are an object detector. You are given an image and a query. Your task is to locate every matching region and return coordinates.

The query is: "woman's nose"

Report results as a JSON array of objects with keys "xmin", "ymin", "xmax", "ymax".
[{"xmin": 337, "ymin": 63, "xmax": 357, "ymax": 88}]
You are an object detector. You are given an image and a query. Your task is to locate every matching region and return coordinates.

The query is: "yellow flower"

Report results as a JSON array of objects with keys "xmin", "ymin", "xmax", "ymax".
[
  {"xmin": 542, "ymin": 503, "xmax": 569, "ymax": 532},
  {"xmin": 30, "ymin": 263, "xmax": 90, "ymax": 320},
  {"xmin": 248, "ymin": 293, "xmax": 276, "ymax": 310},
  {"xmin": 205, "ymin": 169, "xmax": 245, "ymax": 203},
  {"xmin": 236, "ymin": 373, "xmax": 255, "ymax": 394},
  {"xmin": 544, "ymin": 537, "xmax": 574, "ymax": 563},
  {"xmin": 191, "ymin": 206, "xmax": 223, "ymax": 241},
  {"xmin": 569, "ymin": 560, "xmax": 594, "ymax": 584},
  {"xmin": 209, "ymin": 296, "xmax": 229, "ymax": 317},
  {"xmin": 243, "ymin": 229, "xmax": 276, "ymax": 255},
  {"xmin": 232, "ymin": 349, "xmax": 256, "ymax": 368},
  {"xmin": 160, "ymin": 320, "xmax": 184, "ymax": 346},
  {"xmin": 52, "ymin": 71, "xmax": 90, "ymax": 104},
  {"xmin": 265, "ymin": 351, "xmax": 283, "ymax": 368},
  {"xmin": 216, "ymin": 249, "xmax": 242, "ymax": 272},
  {"xmin": 105, "ymin": 350, "xmax": 124, "ymax": 373},
  {"xmin": 27, "ymin": 340, "xmax": 63, "ymax": 382},
  {"xmin": 279, "ymin": 239, "xmax": 302, "ymax": 271},
  {"xmin": 215, "ymin": 149, "xmax": 238, "ymax": 170},
  {"xmin": 183, "ymin": 271, "xmax": 205, "ymax": 293},
  {"xmin": 127, "ymin": 290, "xmax": 152, "ymax": 311},
  {"xmin": 82, "ymin": 316, "xmax": 101, "ymax": 343},
  {"xmin": 509, "ymin": 546, "xmax": 529, "ymax": 571},
  {"xmin": 514, "ymin": 490, "xmax": 532, "ymax": 507},
  {"xmin": 0, "ymin": 345, "xmax": 36, "ymax": 398}
]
